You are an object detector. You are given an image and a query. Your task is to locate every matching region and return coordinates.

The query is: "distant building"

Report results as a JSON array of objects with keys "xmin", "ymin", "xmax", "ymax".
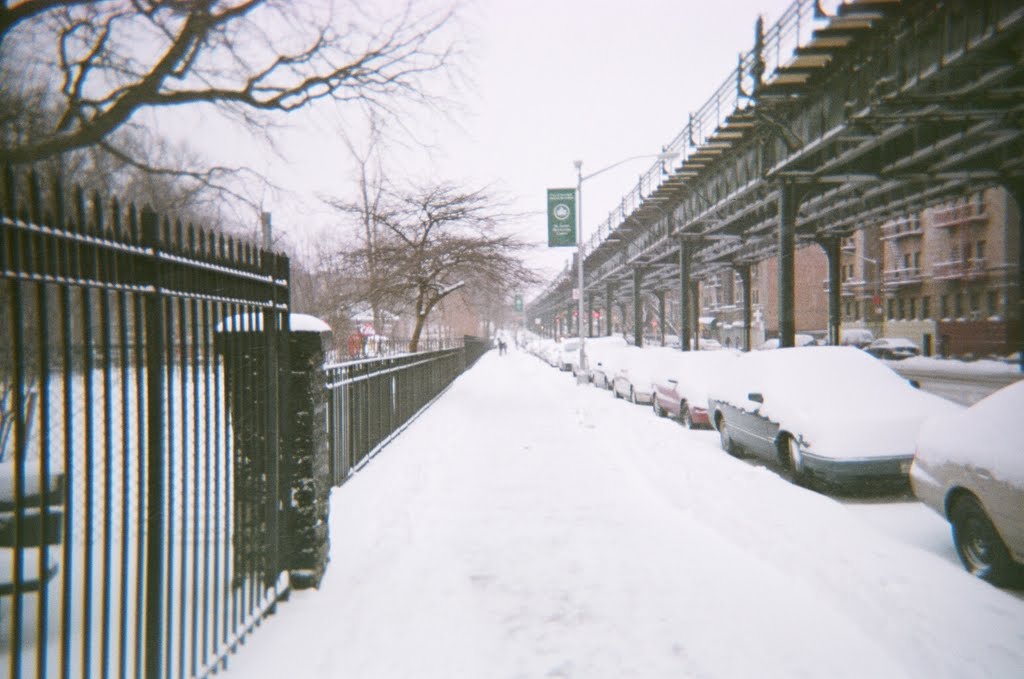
[
  {"xmin": 843, "ymin": 187, "xmax": 1020, "ymax": 357},
  {"xmin": 696, "ymin": 187, "xmax": 1020, "ymax": 357}
]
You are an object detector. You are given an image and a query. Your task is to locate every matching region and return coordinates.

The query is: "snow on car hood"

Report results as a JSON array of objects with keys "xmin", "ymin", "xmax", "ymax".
[
  {"xmin": 661, "ymin": 350, "xmax": 741, "ymax": 407},
  {"xmin": 615, "ymin": 346, "xmax": 688, "ymax": 388},
  {"xmin": 709, "ymin": 346, "xmax": 963, "ymax": 459},
  {"xmin": 916, "ymin": 380, "xmax": 1024, "ymax": 487}
]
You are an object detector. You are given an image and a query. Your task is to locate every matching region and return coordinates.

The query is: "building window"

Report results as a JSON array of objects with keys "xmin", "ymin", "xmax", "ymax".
[
  {"xmin": 969, "ymin": 291, "xmax": 980, "ymax": 313},
  {"xmin": 954, "ymin": 293, "xmax": 964, "ymax": 317},
  {"xmin": 888, "ymin": 298, "xmax": 896, "ymax": 320},
  {"xmin": 897, "ymin": 297, "xmax": 905, "ymax": 319},
  {"xmin": 940, "ymin": 295, "xmax": 949, "ymax": 318},
  {"xmin": 909, "ymin": 297, "xmax": 916, "ymax": 319},
  {"xmin": 986, "ymin": 290, "xmax": 998, "ymax": 316},
  {"xmin": 976, "ymin": 240, "xmax": 986, "ymax": 261},
  {"xmin": 854, "ymin": 301, "xmax": 861, "ymax": 319},
  {"xmin": 913, "ymin": 251, "xmax": 920, "ymax": 270},
  {"xmin": 922, "ymin": 296, "xmax": 930, "ymax": 320}
]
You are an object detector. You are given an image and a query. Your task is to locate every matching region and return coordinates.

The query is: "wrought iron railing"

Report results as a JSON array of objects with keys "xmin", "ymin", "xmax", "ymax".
[
  {"xmin": 1, "ymin": 168, "xmax": 290, "ymax": 679},
  {"xmin": 324, "ymin": 342, "xmax": 486, "ymax": 485}
]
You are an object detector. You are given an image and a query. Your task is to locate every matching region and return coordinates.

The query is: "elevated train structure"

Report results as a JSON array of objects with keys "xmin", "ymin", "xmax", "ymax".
[{"xmin": 528, "ymin": 0, "xmax": 1024, "ymax": 361}]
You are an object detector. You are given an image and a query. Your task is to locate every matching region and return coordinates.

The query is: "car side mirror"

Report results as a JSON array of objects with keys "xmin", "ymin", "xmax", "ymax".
[
  {"xmin": 667, "ymin": 378, "xmax": 678, "ymax": 385},
  {"xmin": 909, "ymin": 379, "xmax": 921, "ymax": 389},
  {"xmin": 748, "ymin": 392, "xmax": 764, "ymax": 404}
]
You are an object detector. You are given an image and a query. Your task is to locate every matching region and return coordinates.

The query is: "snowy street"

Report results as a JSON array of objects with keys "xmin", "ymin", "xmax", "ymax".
[{"xmin": 222, "ymin": 348, "xmax": 1024, "ymax": 679}]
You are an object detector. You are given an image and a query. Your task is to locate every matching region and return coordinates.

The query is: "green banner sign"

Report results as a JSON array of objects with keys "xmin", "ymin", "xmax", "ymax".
[
  {"xmin": 547, "ymin": 188, "xmax": 576, "ymax": 247},
  {"xmin": 514, "ymin": 294, "xmax": 524, "ymax": 312}
]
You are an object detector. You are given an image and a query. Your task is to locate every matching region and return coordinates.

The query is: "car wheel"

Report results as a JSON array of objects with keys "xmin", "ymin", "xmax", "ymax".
[
  {"xmin": 629, "ymin": 387, "xmax": 637, "ymax": 404},
  {"xmin": 717, "ymin": 415, "xmax": 740, "ymax": 457},
  {"xmin": 680, "ymin": 402, "xmax": 693, "ymax": 429},
  {"xmin": 780, "ymin": 434, "xmax": 811, "ymax": 487},
  {"xmin": 950, "ymin": 495, "xmax": 1023, "ymax": 586},
  {"xmin": 653, "ymin": 398, "xmax": 665, "ymax": 417},
  {"xmin": 613, "ymin": 384, "xmax": 621, "ymax": 399}
]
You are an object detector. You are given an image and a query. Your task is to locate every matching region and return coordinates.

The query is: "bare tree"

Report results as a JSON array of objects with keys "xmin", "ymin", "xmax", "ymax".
[
  {"xmin": 0, "ymin": 0, "xmax": 457, "ymax": 166},
  {"xmin": 321, "ymin": 113, "xmax": 389, "ymax": 333},
  {"xmin": 346, "ymin": 182, "xmax": 538, "ymax": 351}
]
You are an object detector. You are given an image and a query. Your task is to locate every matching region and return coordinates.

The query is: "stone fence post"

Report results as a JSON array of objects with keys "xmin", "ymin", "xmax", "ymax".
[{"xmin": 281, "ymin": 314, "xmax": 332, "ymax": 589}]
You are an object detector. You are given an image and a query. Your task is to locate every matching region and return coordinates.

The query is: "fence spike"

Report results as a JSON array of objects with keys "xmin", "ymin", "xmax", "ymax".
[
  {"xmin": 52, "ymin": 171, "xmax": 65, "ymax": 233},
  {"xmin": 128, "ymin": 203, "xmax": 140, "ymax": 243},
  {"xmin": 111, "ymin": 198, "xmax": 123, "ymax": 237},
  {"xmin": 1, "ymin": 164, "xmax": 14, "ymax": 217},
  {"xmin": 28, "ymin": 169, "xmax": 43, "ymax": 224},
  {"xmin": 92, "ymin": 190, "xmax": 104, "ymax": 234},
  {"xmin": 74, "ymin": 185, "xmax": 86, "ymax": 234}
]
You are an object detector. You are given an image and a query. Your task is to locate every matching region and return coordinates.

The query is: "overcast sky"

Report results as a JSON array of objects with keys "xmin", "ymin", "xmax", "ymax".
[{"xmin": 156, "ymin": 0, "xmax": 808, "ymax": 288}]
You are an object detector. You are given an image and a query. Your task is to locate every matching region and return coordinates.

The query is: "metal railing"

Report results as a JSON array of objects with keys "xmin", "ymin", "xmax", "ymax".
[
  {"xmin": 1, "ymin": 168, "xmax": 290, "ymax": 679},
  {"xmin": 581, "ymin": 0, "xmax": 828, "ymax": 259},
  {"xmin": 324, "ymin": 338, "xmax": 488, "ymax": 485}
]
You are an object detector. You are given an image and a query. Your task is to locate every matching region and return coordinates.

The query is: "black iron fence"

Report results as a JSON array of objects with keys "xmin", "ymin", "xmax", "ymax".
[
  {"xmin": 1, "ymin": 169, "xmax": 290, "ymax": 679},
  {"xmin": 325, "ymin": 335, "xmax": 490, "ymax": 485},
  {"xmin": 1, "ymin": 168, "xmax": 494, "ymax": 678}
]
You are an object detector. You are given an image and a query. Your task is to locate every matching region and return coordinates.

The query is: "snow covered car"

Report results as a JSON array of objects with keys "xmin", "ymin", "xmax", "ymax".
[
  {"xmin": 910, "ymin": 380, "xmax": 1024, "ymax": 586},
  {"xmin": 558, "ymin": 339, "xmax": 580, "ymax": 372},
  {"xmin": 652, "ymin": 350, "xmax": 740, "ymax": 428},
  {"xmin": 840, "ymin": 327, "xmax": 875, "ymax": 349},
  {"xmin": 866, "ymin": 337, "xmax": 920, "ymax": 360},
  {"xmin": 755, "ymin": 334, "xmax": 815, "ymax": 350},
  {"xmin": 708, "ymin": 346, "xmax": 962, "ymax": 488},
  {"xmin": 586, "ymin": 338, "xmax": 633, "ymax": 389},
  {"xmin": 611, "ymin": 346, "xmax": 681, "ymax": 404}
]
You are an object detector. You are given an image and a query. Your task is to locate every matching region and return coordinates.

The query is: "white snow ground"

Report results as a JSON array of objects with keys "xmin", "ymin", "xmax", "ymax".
[{"xmin": 221, "ymin": 348, "xmax": 1024, "ymax": 679}]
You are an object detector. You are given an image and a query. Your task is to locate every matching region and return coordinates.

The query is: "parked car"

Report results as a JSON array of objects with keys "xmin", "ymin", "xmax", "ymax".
[
  {"xmin": 707, "ymin": 346, "xmax": 961, "ymax": 488},
  {"xmin": 558, "ymin": 340, "xmax": 580, "ymax": 372},
  {"xmin": 529, "ymin": 339, "xmax": 561, "ymax": 367},
  {"xmin": 611, "ymin": 346, "xmax": 680, "ymax": 404},
  {"xmin": 586, "ymin": 337, "xmax": 633, "ymax": 389},
  {"xmin": 696, "ymin": 338, "xmax": 723, "ymax": 351},
  {"xmin": 840, "ymin": 327, "xmax": 876, "ymax": 348},
  {"xmin": 866, "ymin": 337, "xmax": 920, "ymax": 360},
  {"xmin": 652, "ymin": 350, "xmax": 740, "ymax": 428},
  {"xmin": 756, "ymin": 334, "xmax": 815, "ymax": 350},
  {"xmin": 910, "ymin": 380, "xmax": 1024, "ymax": 586}
]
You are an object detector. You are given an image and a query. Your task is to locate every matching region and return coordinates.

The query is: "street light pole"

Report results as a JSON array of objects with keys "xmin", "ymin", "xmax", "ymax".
[
  {"xmin": 572, "ymin": 151, "xmax": 679, "ymax": 382},
  {"xmin": 574, "ymin": 160, "xmax": 585, "ymax": 382}
]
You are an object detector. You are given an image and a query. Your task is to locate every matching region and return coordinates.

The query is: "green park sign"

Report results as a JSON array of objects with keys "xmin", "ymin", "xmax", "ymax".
[{"xmin": 547, "ymin": 188, "xmax": 576, "ymax": 247}]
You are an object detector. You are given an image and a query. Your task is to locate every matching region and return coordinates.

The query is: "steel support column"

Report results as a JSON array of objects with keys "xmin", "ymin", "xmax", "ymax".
[
  {"xmin": 778, "ymin": 182, "xmax": 800, "ymax": 348},
  {"xmin": 822, "ymin": 237, "xmax": 842, "ymax": 346},
  {"xmin": 587, "ymin": 294, "xmax": 595, "ymax": 337},
  {"xmin": 678, "ymin": 239, "xmax": 691, "ymax": 351},
  {"xmin": 691, "ymin": 281, "xmax": 701, "ymax": 351},
  {"xmin": 633, "ymin": 267, "xmax": 644, "ymax": 347},
  {"xmin": 1003, "ymin": 179, "xmax": 1024, "ymax": 371},
  {"xmin": 606, "ymin": 282, "xmax": 615, "ymax": 336},
  {"xmin": 739, "ymin": 264, "xmax": 753, "ymax": 351},
  {"xmin": 657, "ymin": 291, "xmax": 666, "ymax": 346}
]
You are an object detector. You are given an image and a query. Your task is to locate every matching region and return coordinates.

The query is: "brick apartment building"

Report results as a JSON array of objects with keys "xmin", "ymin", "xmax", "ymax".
[{"xmin": 697, "ymin": 187, "xmax": 1021, "ymax": 357}]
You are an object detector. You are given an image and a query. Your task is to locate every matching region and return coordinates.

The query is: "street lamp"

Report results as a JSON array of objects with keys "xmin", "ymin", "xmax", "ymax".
[{"xmin": 572, "ymin": 151, "xmax": 680, "ymax": 382}]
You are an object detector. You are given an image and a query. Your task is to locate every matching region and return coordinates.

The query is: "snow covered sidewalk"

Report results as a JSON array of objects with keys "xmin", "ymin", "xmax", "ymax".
[{"xmin": 222, "ymin": 348, "xmax": 1024, "ymax": 679}]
